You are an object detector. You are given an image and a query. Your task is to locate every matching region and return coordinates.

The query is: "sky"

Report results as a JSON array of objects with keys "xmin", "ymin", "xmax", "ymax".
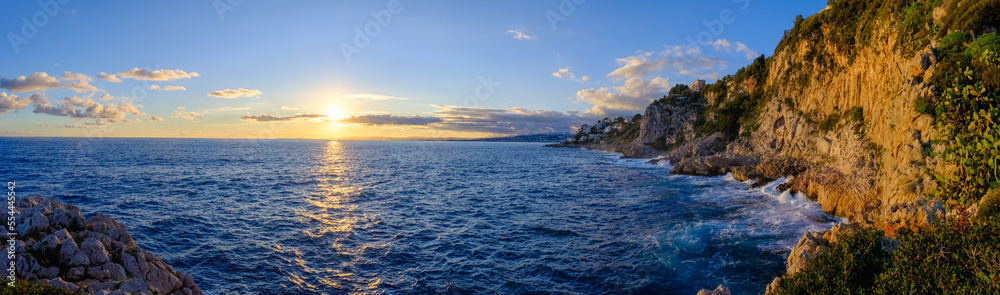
[{"xmin": 0, "ymin": 0, "xmax": 827, "ymax": 139}]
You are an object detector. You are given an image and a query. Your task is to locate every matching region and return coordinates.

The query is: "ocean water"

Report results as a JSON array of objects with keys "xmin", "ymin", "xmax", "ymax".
[{"xmin": 0, "ymin": 138, "xmax": 835, "ymax": 294}]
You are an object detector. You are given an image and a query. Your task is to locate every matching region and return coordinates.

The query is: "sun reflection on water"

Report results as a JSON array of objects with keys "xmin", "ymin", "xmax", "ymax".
[{"xmin": 283, "ymin": 140, "xmax": 387, "ymax": 294}]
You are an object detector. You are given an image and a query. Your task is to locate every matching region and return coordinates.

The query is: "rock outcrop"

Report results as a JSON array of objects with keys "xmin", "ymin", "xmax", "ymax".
[
  {"xmin": 695, "ymin": 285, "xmax": 732, "ymax": 295},
  {"xmin": 3, "ymin": 196, "xmax": 202, "ymax": 295}
]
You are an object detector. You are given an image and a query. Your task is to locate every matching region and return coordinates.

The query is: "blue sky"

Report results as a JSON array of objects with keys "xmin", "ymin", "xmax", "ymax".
[{"xmin": 0, "ymin": 0, "xmax": 826, "ymax": 138}]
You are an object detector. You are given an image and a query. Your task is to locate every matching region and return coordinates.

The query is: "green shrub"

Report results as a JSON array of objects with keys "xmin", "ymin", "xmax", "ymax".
[
  {"xmin": 979, "ymin": 190, "xmax": 1000, "ymax": 220},
  {"xmin": 846, "ymin": 106, "xmax": 865, "ymax": 137},
  {"xmin": 0, "ymin": 280, "xmax": 74, "ymax": 295},
  {"xmin": 775, "ymin": 217, "xmax": 1000, "ymax": 294},
  {"xmin": 773, "ymin": 229, "xmax": 890, "ymax": 294},
  {"xmin": 876, "ymin": 217, "xmax": 1000, "ymax": 294}
]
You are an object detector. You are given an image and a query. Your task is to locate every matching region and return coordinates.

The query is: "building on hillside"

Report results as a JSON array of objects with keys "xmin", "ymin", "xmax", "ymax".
[{"xmin": 690, "ymin": 79, "xmax": 706, "ymax": 92}]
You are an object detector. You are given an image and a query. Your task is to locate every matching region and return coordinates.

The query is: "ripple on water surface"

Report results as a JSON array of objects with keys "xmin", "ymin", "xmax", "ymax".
[{"xmin": 0, "ymin": 138, "xmax": 835, "ymax": 294}]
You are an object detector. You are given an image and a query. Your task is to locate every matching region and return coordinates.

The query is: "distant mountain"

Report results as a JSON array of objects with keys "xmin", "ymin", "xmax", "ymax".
[{"xmin": 456, "ymin": 133, "xmax": 572, "ymax": 143}]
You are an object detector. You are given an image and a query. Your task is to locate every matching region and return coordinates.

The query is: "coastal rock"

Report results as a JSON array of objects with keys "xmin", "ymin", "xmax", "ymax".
[
  {"xmin": 81, "ymin": 237, "xmax": 112, "ymax": 265},
  {"xmin": 669, "ymin": 155, "xmax": 733, "ymax": 176},
  {"xmin": 146, "ymin": 268, "xmax": 184, "ymax": 294},
  {"xmin": 35, "ymin": 233, "xmax": 63, "ymax": 253},
  {"xmin": 765, "ymin": 277, "xmax": 782, "ymax": 294},
  {"xmin": 48, "ymin": 277, "xmax": 81, "ymax": 292},
  {"xmin": 881, "ymin": 198, "xmax": 944, "ymax": 233},
  {"xmin": 9, "ymin": 196, "xmax": 202, "ymax": 295},
  {"xmin": 696, "ymin": 285, "xmax": 732, "ymax": 295},
  {"xmin": 785, "ymin": 223, "xmax": 859, "ymax": 275},
  {"xmin": 119, "ymin": 278, "xmax": 149, "ymax": 293},
  {"xmin": 17, "ymin": 211, "xmax": 50, "ymax": 236}
]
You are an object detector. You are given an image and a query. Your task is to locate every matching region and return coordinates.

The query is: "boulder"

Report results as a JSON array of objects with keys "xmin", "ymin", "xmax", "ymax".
[
  {"xmin": 786, "ymin": 224, "xmax": 858, "ymax": 275},
  {"xmin": 881, "ymin": 198, "xmax": 944, "ymax": 233},
  {"xmin": 119, "ymin": 278, "xmax": 148, "ymax": 293},
  {"xmin": 146, "ymin": 267, "xmax": 183, "ymax": 294},
  {"xmin": 80, "ymin": 237, "xmax": 112, "ymax": 265},
  {"xmin": 16, "ymin": 211, "xmax": 50, "ymax": 236},
  {"xmin": 47, "ymin": 277, "xmax": 81, "ymax": 292},
  {"xmin": 696, "ymin": 285, "xmax": 732, "ymax": 295}
]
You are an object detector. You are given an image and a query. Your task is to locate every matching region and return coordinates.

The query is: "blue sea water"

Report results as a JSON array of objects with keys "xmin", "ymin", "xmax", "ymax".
[{"xmin": 0, "ymin": 138, "xmax": 835, "ymax": 294}]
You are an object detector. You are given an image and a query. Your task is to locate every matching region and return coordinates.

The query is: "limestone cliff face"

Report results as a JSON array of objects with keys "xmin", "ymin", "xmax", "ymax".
[
  {"xmin": 640, "ymin": 9, "xmax": 958, "ymax": 226},
  {"xmin": 637, "ymin": 99, "xmax": 699, "ymax": 147},
  {"xmin": 742, "ymin": 23, "xmax": 948, "ymax": 224}
]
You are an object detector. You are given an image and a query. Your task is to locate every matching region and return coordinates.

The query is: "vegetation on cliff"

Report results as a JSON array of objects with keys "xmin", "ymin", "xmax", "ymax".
[{"xmin": 764, "ymin": 0, "xmax": 1000, "ymax": 292}]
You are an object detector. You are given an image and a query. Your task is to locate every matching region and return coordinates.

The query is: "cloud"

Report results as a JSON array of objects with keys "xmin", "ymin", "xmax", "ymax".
[
  {"xmin": 31, "ymin": 95, "xmax": 145, "ymax": 119},
  {"xmin": 506, "ymin": 29, "xmax": 535, "ymax": 40},
  {"xmin": 207, "ymin": 88, "xmax": 261, "ymax": 99},
  {"xmin": 607, "ymin": 48, "xmax": 726, "ymax": 80},
  {"xmin": 116, "ymin": 68, "xmax": 199, "ymax": 81},
  {"xmin": 240, "ymin": 113, "xmax": 326, "ymax": 122},
  {"xmin": 0, "ymin": 72, "xmax": 100, "ymax": 93},
  {"xmin": 0, "ymin": 92, "xmax": 46, "ymax": 114},
  {"xmin": 574, "ymin": 45, "xmax": 729, "ymax": 117},
  {"xmin": 145, "ymin": 116, "xmax": 165, "ymax": 122},
  {"xmin": 340, "ymin": 94, "xmax": 409, "ymax": 101},
  {"xmin": 150, "ymin": 85, "xmax": 187, "ymax": 91},
  {"xmin": 552, "ymin": 68, "xmax": 590, "ymax": 82},
  {"xmin": 172, "ymin": 110, "xmax": 203, "ymax": 122},
  {"xmin": 337, "ymin": 114, "xmax": 441, "ymax": 126},
  {"xmin": 207, "ymin": 106, "xmax": 250, "ymax": 112},
  {"xmin": 711, "ymin": 39, "xmax": 759, "ymax": 60},
  {"xmin": 429, "ymin": 105, "xmax": 593, "ymax": 135},
  {"xmin": 96, "ymin": 72, "xmax": 122, "ymax": 83},
  {"xmin": 59, "ymin": 71, "xmax": 92, "ymax": 81}
]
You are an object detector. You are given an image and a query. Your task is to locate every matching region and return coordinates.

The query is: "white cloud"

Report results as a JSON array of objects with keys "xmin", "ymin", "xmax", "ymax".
[
  {"xmin": 0, "ymin": 72, "xmax": 100, "ymax": 93},
  {"xmin": 712, "ymin": 39, "xmax": 759, "ymax": 60},
  {"xmin": 506, "ymin": 29, "xmax": 536, "ymax": 40},
  {"xmin": 207, "ymin": 106, "xmax": 251, "ymax": 112},
  {"xmin": 172, "ymin": 110, "xmax": 203, "ymax": 122},
  {"xmin": 429, "ymin": 105, "xmax": 593, "ymax": 135},
  {"xmin": 337, "ymin": 114, "xmax": 440, "ymax": 126},
  {"xmin": 145, "ymin": 116, "xmax": 165, "ymax": 122},
  {"xmin": 552, "ymin": 68, "xmax": 590, "ymax": 82},
  {"xmin": 0, "ymin": 92, "xmax": 46, "ymax": 114},
  {"xmin": 340, "ymin": 94, "xmax": 409, "ymax": 101},
  {"xmin": 573, "ymin": 45, "xmax": 730, "ymax": 117},
  {"xmin": 96, "ymin": 72, "xmax": 122, "ymax": 83},
  {"xmin": 240, "ymin": 113, "xmax": 326, "ymax": 122},
  {"xmin": 207, "ymin": 88, "xmax": 261, "ymax": 99},
  {"xmin": 59, "ymin": 71, "xmax": 92, "ymax": 81},
  {"xmin": 116, "ymin": 68, "xmax": 199, "ymax": 81},
  {"xmin": 31, "ymin": 95, "xmax": 145, "ymax": 119},
  {"xmin": 150, "ymin": 85, "xmax": 187, "ymax": 91}
]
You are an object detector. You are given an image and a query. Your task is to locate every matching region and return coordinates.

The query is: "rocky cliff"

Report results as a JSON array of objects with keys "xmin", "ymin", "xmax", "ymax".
[
  {"xmin": 553, "ymin": 0, "xmax": 1000, "ymax": 291},
  {"xmin": 3, "ymin": 196, "xmax": 202, "ymax": 295}
]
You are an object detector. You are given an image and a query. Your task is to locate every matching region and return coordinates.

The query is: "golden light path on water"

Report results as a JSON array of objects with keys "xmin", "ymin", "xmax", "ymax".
[{"xmin": 283, "ymin": 140, "xmax": 386, "ymax": 294}]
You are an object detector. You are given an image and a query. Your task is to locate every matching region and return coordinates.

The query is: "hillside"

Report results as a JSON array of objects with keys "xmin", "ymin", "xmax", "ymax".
[{"xmin": 553, "ymin": 0, "xmax": 1000, "ymax": 292}]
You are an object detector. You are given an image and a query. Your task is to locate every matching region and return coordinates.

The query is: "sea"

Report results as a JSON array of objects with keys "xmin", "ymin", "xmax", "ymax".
[{"xmin": 0, "ymin": 138, "xmax": 836, "ymax": 294}]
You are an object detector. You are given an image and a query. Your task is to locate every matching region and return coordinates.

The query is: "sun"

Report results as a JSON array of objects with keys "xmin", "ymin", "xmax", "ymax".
[{"xmin": 324, "ymin": 107, "xmax": 347, "ymax": 120}]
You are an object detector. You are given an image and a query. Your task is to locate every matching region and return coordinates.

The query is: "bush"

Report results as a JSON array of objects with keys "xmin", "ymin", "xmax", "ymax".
[
  {"xmin": 876, "ymin": 216, "xmax": 1000, "ymax": 294},
  {"xmin": 980, "ymin": 190, "xmax": 1000, "ymax": 220},
  {"xmin": 773, "ymin": 229, "xmax": 890, "ymax": 294},
  {"xmin": 0, "ymin": 280, "xmax": 74, "ymax": 295},
  {"xmin": 775, "ymin": 217, "xmax": 1000, "ymax": 294}
]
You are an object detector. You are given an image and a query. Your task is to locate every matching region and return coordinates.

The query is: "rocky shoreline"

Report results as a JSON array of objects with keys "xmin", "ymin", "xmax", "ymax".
[
  {"xmin": 548, "ymin": 140, "xmax": 964, "ymax": 294},
  {"xmin": 3, "ymin": 196, "xmax": 202, "ymax": 295}
]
